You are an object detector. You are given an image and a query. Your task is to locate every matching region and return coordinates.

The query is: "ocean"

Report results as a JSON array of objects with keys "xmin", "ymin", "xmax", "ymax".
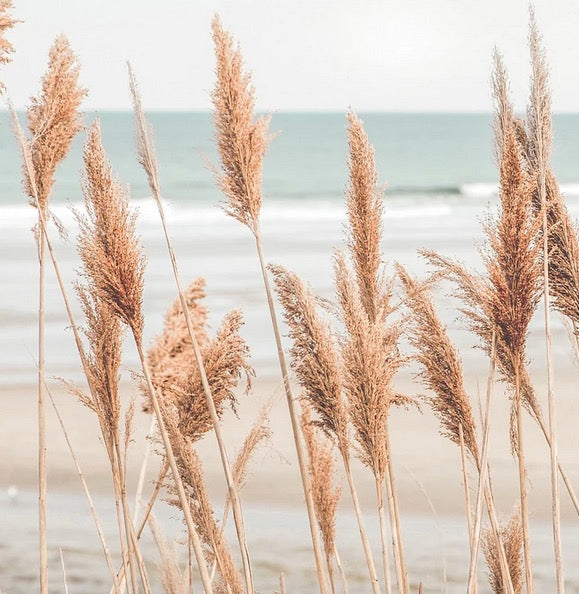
[
  {"xmin": 3, "ymin": 111, "xmax": 579, "ymax": 386},
  {"xmin": 1, "ymin": 112, "xmax": 579, "ymax": 592}
]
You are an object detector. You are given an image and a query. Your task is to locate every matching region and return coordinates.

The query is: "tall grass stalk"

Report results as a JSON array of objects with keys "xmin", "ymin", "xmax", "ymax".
[
  {"xmin": 270, "ymin": 263, "xmax": 381, "ymax": 593},
  {"xmin": 211, "ymin": 17, "xmax": 329, "ymax": 593},
  {"xmin": 16, "ymin": 36, "xmax": 86, "ymax": 593},
  {"xmin": 528, "ymin": 11, "xmax": 564, "ymax": 591},
  {"xmin": 128, "ymin": 64, "xmax": 254, "ymax": 594},
  {"xmin": 47, "ymin": 388, "xmax": 121, "ymax": 593}
]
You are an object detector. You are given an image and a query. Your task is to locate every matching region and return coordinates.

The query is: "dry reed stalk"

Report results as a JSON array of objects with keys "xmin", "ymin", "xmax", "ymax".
[
  {"xmin": 526, "ymin": 12, "xmax": 564, "ymax": 591},
  {"xmin": 420, "ymin": 112, "xmax": 541, "ymax": 589},
  {"xmin": 211, "ymin": 15, "xmax": 329, "ymax": 594},
  {"xmin": 343, "ymin": 111, "xmax": 410, "ymax": 594},
  {"xmin": 17, "ymin": 36, "xmax": 86, "ymax": 594},
  {"xmin": 145, "ymin": 282, "xmax": 252, "ymax": 592},
  {"xmin": 334, "ymin": 549, "xmax": 350, "ymax": 594},
  {"xmin": 397, "ymin": 265, "xmax": 514, "ymax": 593},
  {"xmin": 133, "ymin": 417, "xmax": 157, "ymax": 524},
  {"xmin": 11, "ymin": 105, "xmax": 139, "ymax": 592},
  {"xmin": 421, "ymin": 116, "xmax": 540, "ymax": 591},
  {"xmin": 77, "ymin": 121, "xmax": 154, "ymax": 594},
  {"xmin": 47, "ymin": 387, "xmax": 121, "ymax": 593},
  {"xmin": 459, "ymin": 425, "xmax": 475, "ymax": 588},
  {"xmin": 466, "ymin": 334, "xmax": 505, "ymax": 594},
  {"xmin": 482, "ymin": 511, "xmax": 524, "ymax": 594},
  {"xmin": 270, "ymin": 264, "xmax": 381, "ymax": 594},
  {"xmin": 301, "ymin": 405, "xmax": 343, "ymax": 594},
  {"xmin": 148, "ymin": 514, "xmax": 189, "ymax": 594},
  {"xmin": 490, "ymin": 56, "xmax": 546, "ymax": 594},
  {"xmin": 162, "ymin": 407, "xmax": 243, "ymax": 594},
  {"xmin": 128, "ymin": 66, "xmax": 255, "ymax": 593},
  {"xmin": 78, "ymin": 120, "xmax": 213, "ymax": 593},
  {"xmin": 422, "ymin": 247, "xmax": 579, "ymax": 514},
  {"xmin": 59, "ymin": 548, "xmax": 69, "ymax": 594}
]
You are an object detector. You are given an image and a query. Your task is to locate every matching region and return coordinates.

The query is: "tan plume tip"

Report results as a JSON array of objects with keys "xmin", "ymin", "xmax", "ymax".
[
  {"xmin": 26, "ymin": 35, "xmax": 86, "ymax": 209},
  {"xmin": 232, "ymin": 403, "xmax": 272, "ymax": 491},
  {"xmin": 77, "ymin": 120, "xmax": 146, "ymax": 342},
  {"xmin": 482, "ymin": 510, "xmax": 524, "ymax": 594},
  {"xmin": 396, "ymin": 263, "xmax": 479, "ymax": 463},
  {"xmin": 127, "ymin": 63, "xmax": 160, "ymax": 196},
  {"xmin": 211, "ymin": 14, "xmax": 271, "ymax": 233},
  {"xmin": 269, "ymin": 263, "xmax": 347, "ymax": 446},
  {"xmin": 527, "ymin": 6, "xmax": 552, "ymax": 169},
  {"xmin": 345, "ymin": 110, "xmax": 384, "ymax": 321},
  {"xmin": 0, "ymin": 0, "xmax": 17, "ymax": 70}
]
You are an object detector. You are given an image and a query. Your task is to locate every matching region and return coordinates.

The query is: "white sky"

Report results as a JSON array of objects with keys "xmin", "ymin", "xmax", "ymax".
[{"xmin": 3, "ymin": 0, "xmax": 579, "ymax": 112}]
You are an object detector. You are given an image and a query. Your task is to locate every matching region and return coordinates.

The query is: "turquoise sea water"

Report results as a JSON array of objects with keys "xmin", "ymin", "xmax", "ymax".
[
  {"xmin": 1, "ymin": 111, "xmax": 579, "ymax": 207},
  {"xmin": 2, "ymin": 112, "xmax": 579, "ymax": 385}
]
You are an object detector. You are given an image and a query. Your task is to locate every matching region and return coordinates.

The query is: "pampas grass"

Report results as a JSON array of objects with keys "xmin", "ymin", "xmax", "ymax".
[
  {"xmin": 527, "ymin": 12, "xmax": 565, "ymax": 591},
  {"xmin": 15, "ymin": 36, "xmax": 86, "ymax": 594},
  {"xmin": 483, "ymin": 511, "xmax": 524, "ymax": 594},
  {"xmin": 6, "ymin": 8, "xmax": 579, "ymax": 594},
  {"xmin": 79, "ymin": 119, "xmax": 215, "ymax": 593},
  {"xmin": 211, "ymin": 16, "xmax": 329, "ymax": 594}
]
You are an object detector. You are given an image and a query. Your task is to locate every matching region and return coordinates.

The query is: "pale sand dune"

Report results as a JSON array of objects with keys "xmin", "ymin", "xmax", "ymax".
[{"xmin": 1, "ymin": 369, "xmax": 577, "ymax": 520}]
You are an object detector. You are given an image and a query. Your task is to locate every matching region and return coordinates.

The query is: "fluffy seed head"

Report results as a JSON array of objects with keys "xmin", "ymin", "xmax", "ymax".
[
  {"xmin": 346, "ymin": 110, "xmax": 385, "ymax": 321},
  {"xmin": 334, "ymin": 252, "xmax": 408, "ymax": 480},
  {"xmin": 26, "ymin": 35, "xmax": 86, "ymax": 210},
  {"xmin": 301, "ymin": 403, "xmax": 341, "ymax": 562},
  {"xmin": 483, "ymin": 510, "xmax": 524, "ymax": 594},
  {"xmin": 397, "ymin": 264, "xmax": 479, "ymax": 463},
  {"xmin": 211, "ymin": 15, "xmax": 270, "ymax": 234},
  {"xmin": 270, "ymin": 264, "xmax": 347, "ymax": 449},
  {"xmin": 77, "ymin": 120, "xmax": 146, "ymax": 342},
  {"xmin": 146, "ymin": 281, "xmax": 252, "ymax": 442},
  {"xmin": 0, "ymin": 0, "xmax": 16, "ymax": 73}
]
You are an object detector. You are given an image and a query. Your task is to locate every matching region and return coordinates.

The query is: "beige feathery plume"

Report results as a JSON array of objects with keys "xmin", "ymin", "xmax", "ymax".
[
  {"xmin": 77, "ymin": 120, "xmax": 146, "ymax": 342},
  {"xmin": 483, "ymin": 511, "xmax": 524, "ymax": 594},
  {"xmin": 301, "ymin": 404, "xmax": 341, "ymax": 594},
  {"xmin": 397, "ymin": 264, "xmax": 479, "ymax": 462},
  {"xmin": 425, "ymin": 123, "xmax": 543, "ymax": 454},
  {"xmin": 482, "ymin": 123, "xmax": 542, "ymax": 451},
  {"xmin": 334, "ymin": 252, "xmax": 406, "ymax": 481},
  {"xmin": 0, "ymin": 0, "xmax": 16, "ymax": 74},
  {"xmin": 231, "ymin": 404, "xmax": 272, "ymax": 492},
  {"xmin": 346, "ymin": 111, "xmax": 385, "ymax": 321},
  {"xmin": 342, "ymin": 110, "xmax": 410, "ymax": 594},
  {"xmin": 211, "ymin": 15, "xmax": 271, "ymax": 234},
  {"xmin": 269, "ymin": 264, "xmax": 348, "ymax": 449},
  {"xmin": 421, "ymin": 250, "xmax": 540, "ymax": 425},
  {"xmin": 145, "ymin": 283, "xmax": 252, "ymax": 442},
  {"xmin": 25, "ymin": 35, "xmax": 86, "ymax": 210},
  {"xmin": 74, "ymin": 285, "xmax": 123, "ymax": 445},
  {"xmin": 524, "ymin": 13, "xmax": 579, "ymax": 333}
]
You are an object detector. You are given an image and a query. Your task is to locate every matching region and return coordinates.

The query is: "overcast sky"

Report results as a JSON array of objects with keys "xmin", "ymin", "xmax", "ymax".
[{"xmin": 3, "ymin": 0, "xmax": 579, "ymax": 112}]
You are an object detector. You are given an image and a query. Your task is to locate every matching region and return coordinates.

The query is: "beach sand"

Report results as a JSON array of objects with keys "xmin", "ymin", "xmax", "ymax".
[{"xmin": 2, "ymin": 369, "xmax": 577, "ymax": 519}]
